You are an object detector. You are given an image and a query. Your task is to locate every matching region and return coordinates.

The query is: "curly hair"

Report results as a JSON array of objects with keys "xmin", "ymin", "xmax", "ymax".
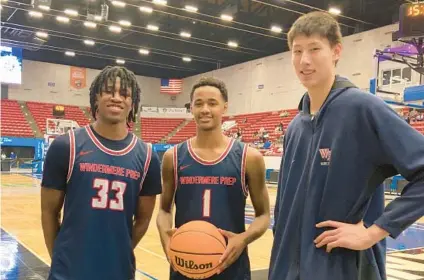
[
  {"xmin": 190, "ymin": 77, "xmax": 228, "ymax": 102},
  {"xmin": 89, "ymin": 66, "xmax": 141, "ymax": 126}
]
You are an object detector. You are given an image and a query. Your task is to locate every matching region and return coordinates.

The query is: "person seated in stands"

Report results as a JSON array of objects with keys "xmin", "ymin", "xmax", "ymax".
[
  {"xmin": 416, "ymin": 113, "xmax": 424, "ymax": 122},
  {"xmin": 262, "ymin": 129, "xmax": 269, "ymax": 143},
  {"xmin": 410, "ymin": 108, "xmax": 418, "ymax": 119},
  {"xmin": 258, "ymin": 127, "xmax": 265, "ymax": 135},
  {"xmin": 279, "ymin": 110, "xmax": 289, "ymax": 117},
  {"xmin": 236, "ymin": 128, "xmax": 243, "ymax": 141},
  {"xmin": 263, "ymin": 139, "xmax": 272, "ymax": 149},
  {"xmin": 274, "ymin": 121, "xmax": 284, "ymax": 133}
]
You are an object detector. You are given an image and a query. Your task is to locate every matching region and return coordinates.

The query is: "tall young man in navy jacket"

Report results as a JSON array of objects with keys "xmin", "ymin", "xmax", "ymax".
[{"xmin": 269, "ymin": 11, "xmax": 424, "ymax": 280}]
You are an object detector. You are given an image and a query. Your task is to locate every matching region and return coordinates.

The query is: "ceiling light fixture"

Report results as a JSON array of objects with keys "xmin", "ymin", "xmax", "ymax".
[
  {"xmin": 271, "ymin": 25, "xmax": 282, "ymax": 33},
  {"xmin": 182, "ymin": 57, "xmax": 191, "ymax": 62},
  {"xmin": 185, "ymin": 5, "xmax": 198, "ymax": 13},
  {"xmin": 64, "ymin": 9, "xmax": 78, "ymax": 16},
  {"xmin": 139, "ymin": 6, "xmax": 153, "ymax": 13},
  {"xmin": 119, "ymin": 20, "xmax": 131, "ymax": 27},
  {"xmin": 220, "ymin": 14, "xmax": 233, "ymax": 21},
  {"xmin": 109, "ymin": 25, "xmax": 122, "ymax": 32},
  {"xmin": 38, "ymin": 5, "xmax": 50, "ymax": 11},
  {"xmin": 116, "ymin": 59, "xmax": 125, "ymax": 64},
  {"xmin": 111, "ymin": 1, "xmax": 126, "ymax": 8},
  {"xmin": 84, "ymin": 21, "xmax": 97, "ymax": 28},
  {"xmin": 139, "ymin": 48, "xmax": 149, "ymax": 55},
  {"xmin": 35, "ymin": 31, "xmax": 48, "ymax": 38},
  {"xmin": 56, "ymin": 16, "xmax": 70, "ymax": 23},
  {"xmin": 180, "ymin": 31, "xmax": 191, "ymax": 38},
  {"xmin": 84, "ymin": 39, "xmax": 95, "ymax": 46},
  {"xmin": 152, "ymin": 0, "xmax": 166, "ymax": 5},
  {"xmin": 329, "ymin": 7, "xmax": 341, "ymax": 15},
  {"xmin": 228, "ymin": 41, "xmax": 238, "ymax": 48},
  {"xmin": 147, "ymin": 24, "xmax": 159, "ymax": 31},
  {"xmin": 65, "ymin": 51, "xmax": 75, "ymax": 56},
  {"xmin": 28, "ymin": 10, "xmax": 43, "ymax": 18}
]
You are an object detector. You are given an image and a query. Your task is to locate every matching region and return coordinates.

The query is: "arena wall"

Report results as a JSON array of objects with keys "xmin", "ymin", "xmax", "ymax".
[
  {"xmin": 183, "ymin": 24, "xmax": 400, "ymax": 115},
  {"xmin": 7, "ymin": 23, "xmax": 405, "ymax": 116},
  {"xmin": 7, "ymin": 60, "xmax": 190, "ymax": 108}
]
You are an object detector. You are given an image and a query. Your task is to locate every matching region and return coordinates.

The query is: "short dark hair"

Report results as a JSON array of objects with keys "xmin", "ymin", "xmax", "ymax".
[
  {"xmin": 89, "ymin": 66, "xmax": 141, "ymax": 126},
  {"xmin": 287, "ymin": 11, "xmax": 342, "ymax": 49},
  {"xmin": 190, "ymin": 77, "xmax": 228, "ymax": 102}
]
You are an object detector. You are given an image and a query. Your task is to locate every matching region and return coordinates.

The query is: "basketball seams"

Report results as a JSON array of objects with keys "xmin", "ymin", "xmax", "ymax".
[
  {"xmin": 169, "ymin": 249, "xmax": 223, "ymax": 256},
  {"xmin": 171, "ymin": 230, "xmax": 227, "ymax": 250},
  {"xmin": 171, "ymin": 262, "xmax": 220, "ymax": 276}
]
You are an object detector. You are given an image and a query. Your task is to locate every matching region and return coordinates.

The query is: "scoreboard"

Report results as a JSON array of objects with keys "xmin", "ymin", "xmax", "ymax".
[{"xmin": 399, "ymin": 3, "xmax": 424, "ymax": 39}]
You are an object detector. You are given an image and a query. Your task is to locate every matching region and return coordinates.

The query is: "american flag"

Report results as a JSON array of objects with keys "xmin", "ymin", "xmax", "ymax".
[{"xmin": 160, "ymin": 78, "xmax": 182, "ymax": 95}]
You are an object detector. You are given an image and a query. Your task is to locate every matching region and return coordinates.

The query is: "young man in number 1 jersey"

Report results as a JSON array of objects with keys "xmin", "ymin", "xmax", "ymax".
[{"xmin": 156, "ymin": 77, "xmax": 271, "ymax": 280}]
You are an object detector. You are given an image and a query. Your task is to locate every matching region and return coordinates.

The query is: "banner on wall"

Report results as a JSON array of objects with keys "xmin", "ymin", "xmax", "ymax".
[
  {"xmin": 70, "ymin": 66, "xmax": 87, "ymax": 90},
  {"xmin": 141, "ymin": 106, "xmax": 188, "ymax": 114},
  {"xmin": 157, "ymin": 107, "xmax": 187, "ymax": 114},
  {"xmin": 141, "ymin": 106, "xmax": 159, "ymax": 113}
]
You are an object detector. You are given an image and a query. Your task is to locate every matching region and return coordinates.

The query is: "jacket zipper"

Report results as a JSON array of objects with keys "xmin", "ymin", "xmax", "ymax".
[{"xmin": 297, "ymin": 114, "xmax": 316, "ymax": 277}]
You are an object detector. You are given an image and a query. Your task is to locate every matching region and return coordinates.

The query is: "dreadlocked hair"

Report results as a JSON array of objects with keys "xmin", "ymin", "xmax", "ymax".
[{"xmin": 89, "ymin": 66, "xmax": 141, "ymax": 127}]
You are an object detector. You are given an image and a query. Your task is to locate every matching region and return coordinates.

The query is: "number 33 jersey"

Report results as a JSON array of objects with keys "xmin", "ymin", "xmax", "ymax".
[
  {"xmin": 48, "ymin": 126, "xmax": 152, "ymax": 280},
  {"xmin": 171, "ymin": 138, "xmax": 251, "ymax": 280}
]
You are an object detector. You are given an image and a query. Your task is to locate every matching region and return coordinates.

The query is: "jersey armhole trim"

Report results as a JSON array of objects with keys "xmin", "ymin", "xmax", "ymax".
[
  {"xmin": 241, "ymin": 144, "xmax": 248, "ymax": 197},
  {"xmin": 139, "ymin": 143, "xmax": 152, "ymax": 192},
  {"xmin": 66, "ymin": 129, "xmax": 76, "ymax": 183},
  {"xmin": 173, "ymin": 145, "xmax": 178, "ymax": 191}
]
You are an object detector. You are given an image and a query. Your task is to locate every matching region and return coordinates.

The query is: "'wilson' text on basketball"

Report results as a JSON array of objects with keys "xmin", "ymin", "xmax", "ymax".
[{"xmin": 174, "ymin": 256, "xmax": 213, "ymax": 270}]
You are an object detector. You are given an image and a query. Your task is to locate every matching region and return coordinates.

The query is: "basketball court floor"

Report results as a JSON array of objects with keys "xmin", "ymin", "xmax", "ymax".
[{"xmin": 1, "ymin": 173, "xmax": 423, "ymax": 280}]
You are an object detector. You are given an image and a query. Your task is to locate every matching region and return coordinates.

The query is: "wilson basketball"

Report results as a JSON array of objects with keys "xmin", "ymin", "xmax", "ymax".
[{"xmin": 168, "ymin": 220, "xmax": 227, "ymax": 279}]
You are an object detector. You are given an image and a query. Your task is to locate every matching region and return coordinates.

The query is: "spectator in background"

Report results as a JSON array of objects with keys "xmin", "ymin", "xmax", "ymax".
[
  {"xmin": 236, "ymin": 127, "xmax": 243, "ymax": 141},
  {"xmin": 275, "ymin": 121, "xmax": 285, "ymax": 134},
  {"xmin": 280, "ymin": 110, "xmax": 289, "ymax": 117},
  {"xmin": 262, "ymin": 129, "xmax": 269, "ymax": 143},
  {"xmin": 416, "ymin": 113, "xmax": 423, "ymax": 122}
]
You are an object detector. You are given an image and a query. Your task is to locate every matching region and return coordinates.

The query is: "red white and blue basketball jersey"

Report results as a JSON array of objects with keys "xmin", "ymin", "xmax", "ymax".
[
  {"xmin": 170, "ymin": 138, "xmax": 251, "ymax": 280},
  {"xmin": 45, "ymin": 126, "xmax": 154, "ymax": 280}
]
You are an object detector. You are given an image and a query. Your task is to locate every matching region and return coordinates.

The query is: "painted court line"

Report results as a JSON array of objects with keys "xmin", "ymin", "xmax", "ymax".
[
  {"xmin": 136, "ymin": 245, "xmax": 168, "ymax": 260},
  {"xmin": 136, "ymin": 269, "xmax": 159, "ymax": 280},
  {"xmin": 1, "ymin": 227, "xmax": 50, "ymax": 266}
]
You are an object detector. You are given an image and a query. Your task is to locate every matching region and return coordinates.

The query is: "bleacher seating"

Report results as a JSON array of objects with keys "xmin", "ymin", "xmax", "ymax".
[
  {"xmin": 26, "ymin": 102, "xmax": 90, "ymax": 134},
  {"xmin": 412, "ymin": 121, "xmax": 424, "ymax": 134},
  {"xmin": 169, "ymin": 120, "xmax": 197, "ymax": 144},
  {"xmin": 0, "ymin": 100, "xmax": 34, "ymax": 137},
  {"xmin": 2, "ymin": 99, "xmax": 423, "ymax": 143},
  {"xmin": 141, "ymin": 118, "xmax": 185, "ymax": 143}
]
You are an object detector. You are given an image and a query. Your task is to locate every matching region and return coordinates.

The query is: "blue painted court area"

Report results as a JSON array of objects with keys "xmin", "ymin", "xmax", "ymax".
[
  {"xmin": 245, "ymin": 205, "xmax": 424, "ymax": 252},
  {"xmin": 386, "ymin": 223, "xmax": 424, "ymax": 251}
]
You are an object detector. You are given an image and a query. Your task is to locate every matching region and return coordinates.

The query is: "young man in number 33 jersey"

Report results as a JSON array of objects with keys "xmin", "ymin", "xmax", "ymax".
[{"xmin": 41, "ymin": 66, "xmax": 162, "ymax": 280}]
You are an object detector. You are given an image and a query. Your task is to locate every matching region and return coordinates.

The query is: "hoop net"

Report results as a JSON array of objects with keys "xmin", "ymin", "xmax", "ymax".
[{"xmin": 41, "ymin": 119, "xmax": 80, "ymax": 173}]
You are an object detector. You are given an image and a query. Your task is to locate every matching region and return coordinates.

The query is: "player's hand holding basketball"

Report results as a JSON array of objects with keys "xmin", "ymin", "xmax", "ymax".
[
  {"xmin": 314, "ymin": 220, "xmax": 389, "ymax": 253},
  {"xmin": 165, "ymin": 228, "xmax": 177, "ymax": 263},
  {"xmin": 216, "ymin": 229, "xmax": 247, "ymax": 274}
]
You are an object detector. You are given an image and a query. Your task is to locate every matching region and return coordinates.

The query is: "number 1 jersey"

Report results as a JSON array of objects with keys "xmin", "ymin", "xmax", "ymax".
[
  {"xmin": 171, "ymin": 138, "xmax": 251, "ymax": 280},
  {"xmin": 45, "ymin": 126, "xmax": 154, "ymax": 280}
]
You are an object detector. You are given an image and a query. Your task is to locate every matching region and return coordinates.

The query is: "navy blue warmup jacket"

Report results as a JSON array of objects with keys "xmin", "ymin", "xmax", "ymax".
[{"xmin": 269, "ymin": 76, "xmax": 424, "ymax": 280}]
